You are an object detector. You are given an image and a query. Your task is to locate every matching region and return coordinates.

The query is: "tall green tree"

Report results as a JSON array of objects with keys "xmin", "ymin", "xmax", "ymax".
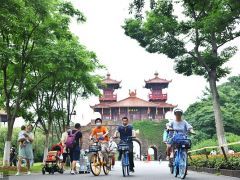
[
  {"xmin": 185, "ymin": 76, "xmax": 240, "ymax": 142},
  {"xmin": 26, "ymin": 38, "xmax": 102, "ymax": 162},
  {"xmin": 0, "ymin": 0, "xmax": 85, "ymax": 165},
  {"xmin": 123, "ymin": 0, "xmax": 240, "ymax": 150}
]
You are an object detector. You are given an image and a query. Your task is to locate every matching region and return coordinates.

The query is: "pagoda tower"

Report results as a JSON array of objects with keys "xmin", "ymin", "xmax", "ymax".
[
  {"xmin": 98, "ymin": 73, "xmax": 121, "ymax": 103},
  {"xmin": 144, "ymin": 72, "xmax": 171, "ymax": 102}
]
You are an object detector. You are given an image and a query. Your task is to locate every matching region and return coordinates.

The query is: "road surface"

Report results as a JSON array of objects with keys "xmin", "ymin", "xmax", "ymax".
[{"xmin": 7, "ymin": 161, "xmax": 239, "ymax": 180}]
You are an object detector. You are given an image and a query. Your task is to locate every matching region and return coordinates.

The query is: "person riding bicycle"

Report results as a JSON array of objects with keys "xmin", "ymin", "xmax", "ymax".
[
  {"xmin": 90, "ymin": 118, "xmax": 110, "ymax": 165},
  {"xmin": 108, "ymin": 137, "xmax": 117, "ymax": 168},
  {"xmin": 114, "ymin": 116, "xmax": 136, "ymax": 172},
  {"xmin": 166, "ymin": 108, "xmax": 194, "ymax": 160}
]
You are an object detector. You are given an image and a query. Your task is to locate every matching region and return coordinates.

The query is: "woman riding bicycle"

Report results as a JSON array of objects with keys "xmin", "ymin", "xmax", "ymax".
[
  {"xmin": 166, "ymin": 109, "xmax": 194, "ymax": 160},
  {"xmin": 90, "ymin": 118, "xmax": 110, "ymax": 164}
]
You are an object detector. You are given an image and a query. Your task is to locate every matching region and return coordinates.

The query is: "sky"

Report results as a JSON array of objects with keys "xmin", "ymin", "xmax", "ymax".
[{"xmin": 11, "ymin": 0, "xmax": 239, "ymax": 127}]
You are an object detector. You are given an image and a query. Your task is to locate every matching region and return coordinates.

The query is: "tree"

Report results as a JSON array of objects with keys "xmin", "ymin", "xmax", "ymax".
[
  {"xmin": 123, "ymin": 0, "xmax": 240, "ymax": 150},
  {"xmin": 26, "ymin": 38, "xmax": 102, "ymax": 162},
  {"xmin": 185, "ymin": 75, "xmax": 240, "ymax": 143},
  {"xmin": 0, "ymin": 0, "xmax": 85, "ymax": 165}
]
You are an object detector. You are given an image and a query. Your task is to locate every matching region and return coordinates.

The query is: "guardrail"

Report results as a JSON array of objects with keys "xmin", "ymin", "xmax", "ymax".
[{"xmin": 188, "ymin": 141, "xmax": 240, "ymax": 161}]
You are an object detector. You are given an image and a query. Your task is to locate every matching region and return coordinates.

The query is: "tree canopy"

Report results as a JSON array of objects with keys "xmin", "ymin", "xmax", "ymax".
[
  {"xmin": 0, "ymin": 0, "xmax": 103, "ymax": 165},
  {"xmin": 185, "ymin": 76, "xmax": 240, "ymax": 142}
]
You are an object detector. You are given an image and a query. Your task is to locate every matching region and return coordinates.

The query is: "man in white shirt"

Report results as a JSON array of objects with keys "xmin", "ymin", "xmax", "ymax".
[
  {"xmin": 108, "ymin": 137, "xmax": 117, "ymax": 168},
  {"xmin": 61, "ymin": 126, "xmax": 71, "ymax": 170}
]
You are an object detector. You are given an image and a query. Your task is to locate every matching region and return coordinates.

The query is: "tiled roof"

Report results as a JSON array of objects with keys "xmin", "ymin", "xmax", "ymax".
[
  {"xmin": 145, "ymin": 72, "xmax": 171, "ymax": 84},
  {"xmin": 102, "ymin": 73, "xmax": 121, "ymax": 84}
]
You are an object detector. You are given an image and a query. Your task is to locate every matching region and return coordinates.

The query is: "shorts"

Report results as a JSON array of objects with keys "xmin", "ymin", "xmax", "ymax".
[
  {"xmin": 69, "ymin": 146, "xmax": 80, "ymax": 162},
  {"xmin": 101, "ymin": 142, "xmax": 109, "ymax": 152}
]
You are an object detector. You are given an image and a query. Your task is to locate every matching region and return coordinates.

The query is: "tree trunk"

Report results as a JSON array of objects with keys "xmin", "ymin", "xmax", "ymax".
[
  {"xmin": 208, "ymin": 70, "xmax": 228, "ymax": 152},
  {"xmin": 3, "ymin": 117, "xmax": 14, "ymax": 166},
  {"xmin": 43, "ymin": 133, "xmax": 49, "ymax": 163}
]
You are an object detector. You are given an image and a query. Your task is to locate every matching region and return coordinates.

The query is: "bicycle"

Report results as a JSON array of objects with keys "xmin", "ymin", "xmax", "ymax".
[
  {"xmin": 105, "ymin": 148, "xmax": 115, "ymax": 171},
  {"xmin": 116, "ymin": 136, "xmax": 134, "ymax": 177},
  {"xmin": 168, "ymin": 129, "xmax": 192, "ymax": 179},
  {"xmin": 88, "ymin": 138, "xmax": 110, "ymax": 176}
]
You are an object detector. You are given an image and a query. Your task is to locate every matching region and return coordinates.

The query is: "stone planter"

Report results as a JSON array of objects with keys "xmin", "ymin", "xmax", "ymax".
[
  {"xmin": 189, "ymin": 166, "xmax": 240, "ymax": 178},
  {"xmin": 220, "ymin": 169, "xmax": 240, "ymax": 178}
]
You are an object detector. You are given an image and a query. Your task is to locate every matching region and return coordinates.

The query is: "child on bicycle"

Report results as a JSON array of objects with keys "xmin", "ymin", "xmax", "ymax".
[
  {"xmin": 166, "ymin": 109, "xmax": 194, "ymax": 160},
  {"xmin": 90, "ymin": 118, "xmax": 110, "ymax": 164}
]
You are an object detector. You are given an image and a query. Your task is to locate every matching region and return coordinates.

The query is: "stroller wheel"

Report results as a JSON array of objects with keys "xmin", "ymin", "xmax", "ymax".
[
  {"xmin": 42, "ymin": 167, "xmax": 46, "ymax": 175},
  {"xmin": 59, "ymin": 168, "xmax": 64, "ymax": 174}
]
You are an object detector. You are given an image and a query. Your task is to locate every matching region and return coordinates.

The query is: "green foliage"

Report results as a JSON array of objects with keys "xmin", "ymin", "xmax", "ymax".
[
  {"xmin": 0, "ymin": 0, "xmax": 103, "ymax": 148},
  {"xmin": 190, "ymin": 154, "xmax": 240, "ymax": 170},
  {"xmin": 0, "ymin": 126, "xmax": 59, "ymax": 162},
  {"xmin": 124, "ymin": 0, "xmax": 240, "ymax": 79},
  {"xmin": 185, "ymin": 76, "xmax": 240, "ymax": 140},
  {"xmin": 133, "ymin": 120, "xmax": 168, "ymax": 153},
  {"xmin": 192, "ymin": 133, "xmax": 240, "ymax": 154}
]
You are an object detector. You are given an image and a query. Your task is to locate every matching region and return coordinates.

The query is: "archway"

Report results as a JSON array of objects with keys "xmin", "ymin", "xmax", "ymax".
[
  {"xmin": 148, "ymin": 145, "xmax": 158, "ymax": 161},
  {"xmin": 133, "ymin": 139, "xmax": 142, "ymax": 161}
]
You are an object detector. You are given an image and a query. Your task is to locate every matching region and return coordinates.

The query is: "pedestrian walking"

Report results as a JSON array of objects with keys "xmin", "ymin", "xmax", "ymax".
[
  {"xmin": 16, "ymin": 124, "xmax": 34, "ymax": 176},
  {"xmin": 66, "ymin": 123, "xmax": 83, "ymax": 175}
]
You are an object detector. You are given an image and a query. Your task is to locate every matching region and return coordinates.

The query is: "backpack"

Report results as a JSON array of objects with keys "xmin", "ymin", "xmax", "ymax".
[{"xmin": 65, "ymin": 130, "xmax": 80, "ymax": 149}]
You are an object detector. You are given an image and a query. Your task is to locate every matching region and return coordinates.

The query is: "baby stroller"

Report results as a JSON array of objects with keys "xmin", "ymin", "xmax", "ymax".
[
  {"xmin": 78, "ymin": 149, "xmax": 90, "ymax": 174},
  {"xmin": 42, "ymin": 143, "xmax": 64, "ymax": 175}
]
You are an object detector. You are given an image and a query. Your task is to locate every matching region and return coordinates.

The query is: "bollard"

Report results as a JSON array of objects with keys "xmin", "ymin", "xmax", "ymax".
[
  {"xmin": 147, "ymin": 154, "xmax": 151, "ymax": 162},
  {"xmin": 220, "ymin": 146, "xmax": 228, "ymax": 161},
  {"xmin": 204, "ymin": 149, "xmax": 209, "ymax": 160}
]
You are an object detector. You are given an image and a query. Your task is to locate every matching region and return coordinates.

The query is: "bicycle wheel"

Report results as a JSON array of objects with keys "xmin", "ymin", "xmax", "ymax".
[
  {"xmin": 126, "ymin": 165, "xmax": 129, "ymax": 176},
  {"xmin": 90, "ymin": 154, "xmax": 101, "ymax": 176},
  {"xmin": 179, "ymin": 150, "xmax": 188, "ymax": 179},
  {"xmin": 108, "ymin": 155, "xmax": 112, "ymax": 171},
  {"xmin": 103, "ymin": 156, "xmax": 110, "ymax": 175},
  {"xmin": 121, "ymin": 154, "xmax": 126, "ymax": 177},
  {"xmin": 169, "ymin": 158, "xmax": 174, "ymax": 174},
  {"xmin": 173, "ymin": 151, "xmax": 179, "ymax": 177}
]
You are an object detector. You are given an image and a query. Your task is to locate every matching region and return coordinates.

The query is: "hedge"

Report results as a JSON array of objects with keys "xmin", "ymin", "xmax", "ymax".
[{"xmin": 189, "ymin": 153, "xmax": 240, "ymax": 170}]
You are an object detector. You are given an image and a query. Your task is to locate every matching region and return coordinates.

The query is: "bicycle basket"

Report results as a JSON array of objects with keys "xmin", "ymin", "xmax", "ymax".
[
  {"xmin": 89, "ymin": 145, "xmax": 101, "ymax": 152},
  {"xmin": 118, "ymin": 143, "xmax": 129, "ymax": 151},
  {"xmin": 173, "ymin": 134, "xmax": 191, "ymax": 149}
]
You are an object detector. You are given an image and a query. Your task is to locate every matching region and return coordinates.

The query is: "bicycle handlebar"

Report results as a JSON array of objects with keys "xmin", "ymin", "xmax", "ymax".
[{"xmin": 167, "ymin": 129, "xmax": 195, "ymax": 135}]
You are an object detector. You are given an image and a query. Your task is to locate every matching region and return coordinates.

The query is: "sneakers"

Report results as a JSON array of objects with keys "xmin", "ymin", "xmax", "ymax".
[
  {"xmin": 70, "ymin": 170, "xmax": 78, "ymax": 175},
  {"xmin": 130, "ymin": 168, "xmax": 135, "ymax": 173},
  {"xmin": 166, "ymin": 156, "xmax": 170, "ymax": 161},
  {"xmin": 15, "ymin": 171, "xmax": 31, "ymax": 176}
]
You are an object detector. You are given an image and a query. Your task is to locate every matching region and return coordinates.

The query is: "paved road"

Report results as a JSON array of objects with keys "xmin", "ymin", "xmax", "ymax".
[{"xmin": 8, "ymin": 161, "xmax": 239, "ymax": 180}]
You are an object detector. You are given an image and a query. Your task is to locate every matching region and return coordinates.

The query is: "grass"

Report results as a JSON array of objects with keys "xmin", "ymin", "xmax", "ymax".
[{"xmin": 0, "ymin": 162, "xmax": 43, "ymax": 176}]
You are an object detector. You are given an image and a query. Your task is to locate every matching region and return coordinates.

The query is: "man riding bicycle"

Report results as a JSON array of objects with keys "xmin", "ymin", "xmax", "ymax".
[
  {"xmin": 114, "ymin": 117, "xmax": 136, "ymax": 172},
  {"xmin": 90, "ymin": 118, "xmax": 110, "ymax": 164},
  {"xmin": 166, "ymin": 109, "xmax": 194, "ymax": 160}
]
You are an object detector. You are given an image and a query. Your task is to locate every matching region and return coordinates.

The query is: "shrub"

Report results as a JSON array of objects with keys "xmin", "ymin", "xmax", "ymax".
[
  {"xmin": 191, "ymin": 133, "xmax": 240, "ymax": 155},
  {"xmin": 189, "ymin": 153, "xmax": 240, "ymax": 170}
]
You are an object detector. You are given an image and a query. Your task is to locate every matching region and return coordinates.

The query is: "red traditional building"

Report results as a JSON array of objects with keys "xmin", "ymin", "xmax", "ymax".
[{"xmin": 91, "ymin": 73, "xmax": 176, "ymax": 121}]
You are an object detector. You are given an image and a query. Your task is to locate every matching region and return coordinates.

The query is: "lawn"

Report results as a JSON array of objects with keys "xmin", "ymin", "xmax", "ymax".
[{"xmin": 0, "ymin": 162, "xmax": 43, "ymax": 176}]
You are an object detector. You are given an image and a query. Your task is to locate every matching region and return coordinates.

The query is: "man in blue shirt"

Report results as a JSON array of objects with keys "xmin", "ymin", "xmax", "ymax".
[{"xmin": 114, "ymin": 117, "xmax": 136, "ymax": 172}]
